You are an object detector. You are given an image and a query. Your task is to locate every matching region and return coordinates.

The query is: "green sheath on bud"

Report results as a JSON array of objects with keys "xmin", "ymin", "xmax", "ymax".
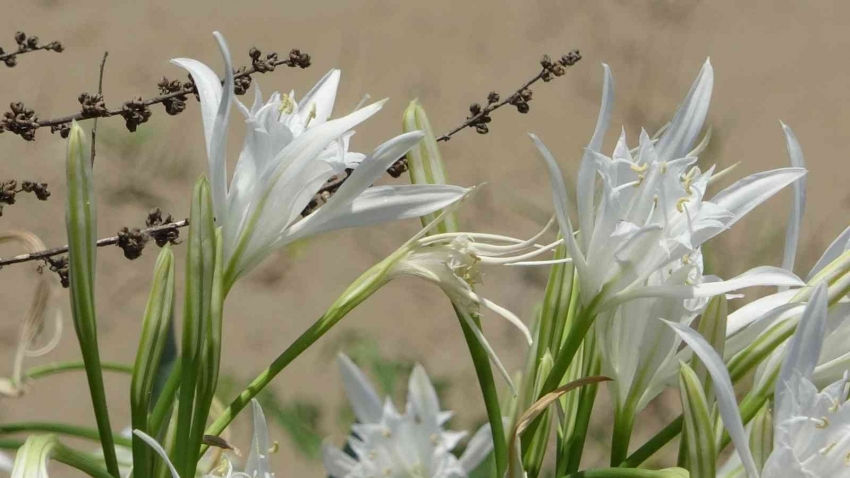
[
  {"xmin": 402, "ymin": 99, "xmax": 458, "ymax": 234},
  {"xmin": 692, "ymin": 295, "xmax": 727, "ymax": 400},
  {"xmin": 678, "ymin": 362, "xmax": 716, "ymax": 478},
  {"xmin": 65, "ymin": 121, "xmax": 120, "ymax": 478},
  {"xmin": 749, "ymin": 402, "xmax": 773, "ymax": 473},
  {"xmin": 130, "ymin": 246, "xmax": 175, "ymax": 478}
]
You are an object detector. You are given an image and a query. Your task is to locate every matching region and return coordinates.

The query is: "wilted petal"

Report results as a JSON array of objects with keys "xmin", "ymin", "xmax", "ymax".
[
  {"xmin": 664, "ymin": 321, "xmax": 759, "ymax": 478},
  {"xmin": 338, "ymin": 353, "xmax": 383, "ymax": 424}
]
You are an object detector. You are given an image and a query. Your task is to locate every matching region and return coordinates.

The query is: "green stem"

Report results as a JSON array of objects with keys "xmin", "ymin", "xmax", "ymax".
[
  {"xmin": 0, "ymin": 422, "xmax": 132, "ymax": 448},
  {"xmin": 564, "ymin": 469, "xmax": 680, "ymax": 478},
  {"xmin": 200, "ymin": 258, "xmax": 393, "ymax": 456},
  {"xmin": 611, "ymin": 401, "xmax": 637, "ymax": 466},
  {"xmin": 457, "ymin": 308, "xmax": 508, "ymax": 478},
  {"xmin": 77, "ymin": 343, "xmax": 120, "ymax": 477},
  {"xmin": 620, "ymin": 417, "xmax": 683, "ymax": 468},
  {"xmin": 0, "ymin": 438, "xmax": 24, "ymax": 450},
  {"xmin": 561, "ymin": 351, "xmax": 600, "ymax": 475},
  {"xmin": 52, "ymin": 440, "xmax": 116, "ymax": 478},
  {"xmin": 25, "ymin": 361, "xmax": 132, "ymax": 381}
]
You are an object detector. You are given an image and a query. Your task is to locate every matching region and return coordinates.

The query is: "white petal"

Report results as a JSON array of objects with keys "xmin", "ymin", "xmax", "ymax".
[
  {"xmin": 726, "ymin": 289, "xmax": 800, "ymax": 337},
  {"xmin": 479, "ymin": 297, "xmax": 533, "ymax": 345},
  {"xmin": 322, "ymin": 131, "xmax": 425, "ymax": 214},
  {"xmin": 337, "ymin": 353, "xmax": 383, "ymax": 423},
  {"xmin": 408, "ymin": 363, "xmax": 441, "ymax": 425},
  {"xmin": 245, "ymin": 399, "xmax": 271, "ymax": 478},
  {"xmin": 807, "ymin": 225, "xmax": 850, "ymax": 281},
  {"xmin": 0, "ymin": 452, "xmax": 13, "ymax": 473},
  {"xmin": 529, "ymin": 133, "xmax": 588, "ymax": 281},
  {"xmin": 608, "ymin": 266, "xmax": 804, "ymax": 309},
  {"xmin": 655, "ymin": 59, "xmax": 714, "ymax": 161},
  {"xmin": 207, "ymin": 32, "xmax": 235, "ymax": 221},
  {"xmin": 298, "ymin": 69, "xmax": 341, "ymax": 126},
  {"xmin": 664, "ymin": 321, "xmax": 760, "ymax": 478},
  {"xmin": 132, "ymin": 430, "xmax": 181, "ymax": 478},
  {"xmin": 322, "ymin": 442, "xmax": 357, "ymax": 478},
  {"xmin": 459, "ymin": 423, "xmax": 493, "ymax": 473},
  {"xmin": 286, "ymin": 185, "xmax": 467, "ymax": 242},
  {"xmin": 577, "ymin": 64, "xmax": 614, "ymax": 252},
  {"xmin": 708, "ymin": 167, "xmax": 807, "ymax": 232},
  {"xmin": 779, "ymin": 122, "xmax": 806, "ymax": 282},
  {"xmin": 774, "ymin": 282, "xmax": 828, "ymax": 426}
]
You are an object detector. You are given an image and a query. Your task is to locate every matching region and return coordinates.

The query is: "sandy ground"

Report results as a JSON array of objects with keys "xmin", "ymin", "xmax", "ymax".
[{"xmin": 1, "ymin": 0, "xmax": 849, "ymax": 475}]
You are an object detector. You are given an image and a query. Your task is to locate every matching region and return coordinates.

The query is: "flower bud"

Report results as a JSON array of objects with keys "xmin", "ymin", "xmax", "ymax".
[{"xmin": 402, "ymin": 99, "xmax": 458, "ymax": 234}]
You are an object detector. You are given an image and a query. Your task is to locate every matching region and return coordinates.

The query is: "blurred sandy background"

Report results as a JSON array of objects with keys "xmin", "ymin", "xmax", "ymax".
[{"xmin": 1, "ymin": 0, "xmax": 848, "ymax": 475}]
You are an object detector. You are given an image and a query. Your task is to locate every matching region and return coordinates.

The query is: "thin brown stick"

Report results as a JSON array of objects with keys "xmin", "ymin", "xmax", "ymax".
[{"xmin": 0, "ymin": 220, "xmax": 188, "ymax": 268}]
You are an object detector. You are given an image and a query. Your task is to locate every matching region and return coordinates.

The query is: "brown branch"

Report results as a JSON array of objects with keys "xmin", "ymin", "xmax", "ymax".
[
  {"xmin": 436, "ymin": 51, "xmax": 582, "ymax": 142},
  {"xmin": 0, "ymin": 31, "xmax": 63, "ymax": 68},
  {"xmin": 0, "ymin": 219, "xmax": 188, "ymax": 268},
  {"xmin": 1, "ymin": 46, "xmax": 311, "ymax": 141}
]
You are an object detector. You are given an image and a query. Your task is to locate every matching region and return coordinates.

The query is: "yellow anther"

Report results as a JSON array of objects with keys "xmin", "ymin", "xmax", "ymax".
[
  {"xmin": 630, "ymin": 163, "xmax": 648, "ymax": 173},
  {"xmin": 634, "ymin": 174, "xmax": 645, "ymax": 187},
  {"xmin": 278, "ymin": 94, "xmax": 294, "ymax": 115},
  {"xmin": 815, "ymin": 416, "xmax": 830, "ymax": 429},
  {"xmin": 304, "ymin": 102, "xmax": 318, "ymax": 127},
  {"xmin": 845, "ymin": 451, "xmax": 850, "ymax": 466},
  {"xmin": 660, "ymin": 161, "xmax": 668, "ymax": 174},
  {"xmin": 676, "ymin": 197, "xmax": 690, "ymax": 213},
  {"xmin": 682, "ymin": 254, "xmax": 690, "ymax": 265},
  {"xmin": 681, "ymin": 168, "xmax": 697, "ymax": 195},
  {"xmin": 269, "ymin": 441, "xmax": 280, "ymax": 454},
  {"xmin": 830, "ymin": 398, "xmax": 841, "ymax": 413},
  {"xmin": 685, "ymin": 277, "xmax": 694, "ymax": 285},
  {"xmin": 382, "ymin": 427, "xmax": 392, "ymax": 438}
]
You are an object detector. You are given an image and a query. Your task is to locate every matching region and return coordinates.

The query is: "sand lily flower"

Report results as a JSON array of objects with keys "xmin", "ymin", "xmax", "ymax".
[
  {"xmin": 173, "ymin": 32, "xmax": 468, "ymax": 288},
  {"xmin": 533, "ymin": 59, "xmax": 806, "ymax": 314},
  {"xmin": 323, "ymin": 354, "xmax": 493, "ymax": 478},
  {"xmin": 672, "ymin": 282, "xmax": 850, "ymax": 478},
  {"xmin": 134, "ymin": 399, "xmax": 273, "ymax": 478}
]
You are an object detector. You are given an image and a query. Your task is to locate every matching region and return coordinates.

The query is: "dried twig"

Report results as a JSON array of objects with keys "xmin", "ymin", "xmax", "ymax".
[
  {"xmin": 1, "ymin": 46, "xmax": 311, "ymax": 141},
  {"xmin": 437, "ymin": 51, "xmax": 582, "ymax": 142},
  {"xmin": 0, "ymin": 31, "xmax": 63, "ymax": 68},
  {"xmin": 0, "ymin": 180, "xmax": 50, "ymax": 217},
  {"xmin": 0, "ymin": 218, "xmax": 187, "ymax": 268}
]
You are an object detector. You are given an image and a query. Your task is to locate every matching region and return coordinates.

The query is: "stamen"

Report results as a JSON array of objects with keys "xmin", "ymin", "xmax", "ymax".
[
  {"xmin": 660, "ymin": 161, "xmax": 668, "ymax": 174},
  {"xmin": 382, "ymin": 427, "xmax": 392, "ymax": 438},
  {"xmin": 676, "ymin": 197, "xmax": 690, "ymax": 213},
  {"xmin": 829, "ymin": 398, "xmax": 841, "ymax": 413},
  {"xmin": 820, "ymin": 442, "xmax": 838, "ymax": 455},
  {"xmin": 630, "ymin": 163, "xmax": 648, "ymax": 173},
  {"xmin": 811, "ymin": 416, "xmax": 830, "ymax": 429},
  {"xmin": 304, "ymin": 103, "xmax": 318, "ymax": 127},
  {"xmin": 269, "ymin": 441, "xmax": 280, "ymax": 454},
  {"xmin": 681, "ymin": 168, "xmax": 697, "ymax": 195},
  {"xmin": 635, "ymin": 174, "xmax": 645, "ymax": 187},
  {"xmin": 278, "ymin": 94, "xmax": 294, "ymax": 115},
  {"xmin": 682, "ymin": 254, "xmax": 690, "ymax": 265}
]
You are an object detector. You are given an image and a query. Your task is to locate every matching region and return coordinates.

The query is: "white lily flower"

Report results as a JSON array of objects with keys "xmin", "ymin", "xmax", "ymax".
[
  {"xmin": 373, "ymin": 212, "xmax": 565, "ymax": 392},
  {"xmin": 533, "ymin": 59, "xmax": 806, "ymax": 314},
  {"xmin": 0, "ymin": 452, "xmax": 12, "ymax": 473},
  {"xmin": 672, "ymin": 283, "xmax": 850, "ymax": 478},
  {"xmin": 133, "ymin": 398, "xmax": 274, "ymax": 478},
  {"xmin": 173, "ymin": 32, "xmax": 468, "ymax": 287},
  {"xmin": 323, "ymin": 354, "xmax": 493, "ymax": 478}
]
